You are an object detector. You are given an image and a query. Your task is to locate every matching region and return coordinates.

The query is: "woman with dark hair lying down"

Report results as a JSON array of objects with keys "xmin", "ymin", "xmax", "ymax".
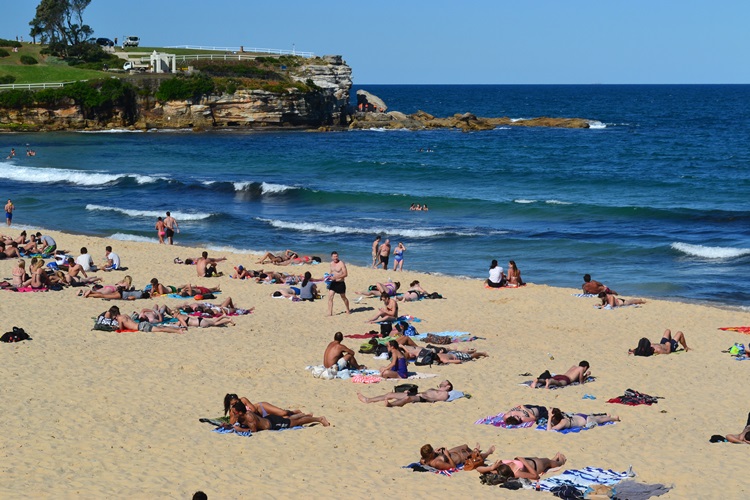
[
  {"xmin": 420, "ymin": 443, "xmax": 496, "ymax": 470},
  {"xmin": 546, "ymin": 407, "xmax": 620, "ymax": 431}
]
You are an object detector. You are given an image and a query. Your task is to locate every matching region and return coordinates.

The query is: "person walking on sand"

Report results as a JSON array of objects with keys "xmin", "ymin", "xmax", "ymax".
[
  {"xmin": 371, "ymin": 235, "xmax": 381, "ymax": 268},
  {"xmin": 155, "ymin": 217, "xmax": 166, "ymax": 244},
  {"xmin": 5, "ymin": 199, "xmax": 14, "ymax": 227},
  {"xmin": 164, "ymin": 211, "xmax": 179, "ymax": 245},
  {"xmin": 327, "ymin": 251, "xmax": 350, "ymax": 316}
]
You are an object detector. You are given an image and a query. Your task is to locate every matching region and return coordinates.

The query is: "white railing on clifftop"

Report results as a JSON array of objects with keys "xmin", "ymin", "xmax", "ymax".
[
  {"xmin": 0, "ymin": 81, "xmax": 81, "ymax": 90},
  {"xmin": 166, "ymin": 45, "xmax": 314, "ymax": 58}
]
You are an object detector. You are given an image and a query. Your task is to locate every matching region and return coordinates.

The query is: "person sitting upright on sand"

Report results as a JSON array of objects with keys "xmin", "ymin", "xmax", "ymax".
[
  {"xmin": 725, "ymin": 412, "xmax": 750, "ymax": 444},
  {"xmin": 582, "ymin": 274, "xmax": 616, "ymax": 295},
  {"xmin": 323, "ymin": 331, "xmax": 365, "ymax": 370},
  {"xmin": 196, "ymin": 251, "xmax": 226, "ymax": 277}
]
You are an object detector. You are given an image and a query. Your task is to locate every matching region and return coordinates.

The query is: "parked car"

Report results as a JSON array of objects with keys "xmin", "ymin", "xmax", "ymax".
[
  {"xmin": 122, "ymin": 36, "xmax": 140, "ymax": 47},
  {"xmin": 96, "ymin": 38, "xmax": 114, "ymax": 47}
]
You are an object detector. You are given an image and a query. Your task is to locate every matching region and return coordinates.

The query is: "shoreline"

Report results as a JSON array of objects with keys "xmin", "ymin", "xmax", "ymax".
[{"xmin": 2, "ymin": 227, "xmax": 750, "ymax": 496}]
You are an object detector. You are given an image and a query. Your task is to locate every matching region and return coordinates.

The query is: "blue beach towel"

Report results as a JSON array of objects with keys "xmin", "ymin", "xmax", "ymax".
[{"xmin": 538, "ymin": 467, "xmax": 629, "ymax": 492}]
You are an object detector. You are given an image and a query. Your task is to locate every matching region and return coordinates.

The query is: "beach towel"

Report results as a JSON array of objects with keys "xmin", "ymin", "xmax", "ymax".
[
  {"xmin": 572, "ymin": 293, "xmax": 597, "ymax": 298},
  {"xmin": 345, "ymin": 332, "xmax": 380, "ymax": 339},
  {"xmin": 596, "ymin": 304, "xmax": 640, "ymax": 310},
  {"xmin": 719, "ymin": 326, "xmax": 750, "ymax": 334},
  {"xmin": 413, "ymin": 332, "xmax": 476, "ymax": 343},
  {"xmin": 403, "ymin": 463, "xmax": 460, "ymax": 477},
  {"xmin": 538, "ymin": 467, "xmax": 630, "ymax": 493},
  {"xmin": 14, "ymin": 286, "xmax": 48, "ymax": 293},
  {"xmin": 521, "ymin": 376, "xmax": 597, "ymax": 389},
  {"xmin": 610, "ymin": 480, "xmax": 672, "ymax": 499},
  {"xmin": 607, "ymin": 389, "xmax": 661, "ymax": 406},
  {"xmin": 475, "ymin": 412, "xmax": 535, "ymax": 429},
  {"xmin": 199, "ymin": 417, "xmax": 302, "ymax": 435}
]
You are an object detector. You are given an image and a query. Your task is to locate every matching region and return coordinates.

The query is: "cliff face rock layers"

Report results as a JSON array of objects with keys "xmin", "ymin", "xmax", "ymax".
[{"xmin": 0, "ymin": 55, "xmax": 353, "ymax": 131}]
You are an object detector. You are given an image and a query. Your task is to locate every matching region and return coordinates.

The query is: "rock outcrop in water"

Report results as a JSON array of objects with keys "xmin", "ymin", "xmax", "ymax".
[{"xmin": 349, "ymin": 110, "xmax": 591, "ymax": 131}]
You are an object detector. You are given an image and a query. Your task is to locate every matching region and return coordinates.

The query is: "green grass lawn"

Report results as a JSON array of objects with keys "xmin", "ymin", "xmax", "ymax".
[{"xmin": 0, "ymin": 43, "xmax": 109, "ymax": 84}]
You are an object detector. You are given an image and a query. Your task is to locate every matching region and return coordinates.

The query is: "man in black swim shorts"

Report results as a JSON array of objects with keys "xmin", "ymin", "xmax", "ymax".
[{"xmin": 327, "ymin": 251, "xmax": 351, "ymax": 316}]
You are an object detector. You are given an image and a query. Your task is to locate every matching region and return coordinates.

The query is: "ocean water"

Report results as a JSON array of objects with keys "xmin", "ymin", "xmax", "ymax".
[{"xmin": 1, "ymin": 84, "xmax": 749, "ymax": 307}]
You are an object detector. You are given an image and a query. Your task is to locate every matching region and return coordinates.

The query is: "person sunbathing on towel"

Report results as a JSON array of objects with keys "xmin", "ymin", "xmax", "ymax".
[
  {"xmin": 725, "ymin": 412, "xmax": 750, "ymax": 444},
  {"xmin": 476, "ymin": 453, "xmax": 567, "ymax": 480},
  {"xmin": 532, "ymin": 361, "xmax": 590, "ymax": 389},
  {"xmin": 172, "ymin": 313, "xmax": 235, "ymax": 329},
  {"xmin": 223, "ymin": 393, "xmax": 301, "ymax": 421},
  {"xmin": 356, "ymin": 280, "xmax": 400, "ymax": 298},
  {"xmin": 222, "ymin": 400, "xmax": 329, "ymax": 431},
  {"xmin": 395, "ymin": 280, "xmax": 429, "ymax": 302},
  {"xmin": 256, "ymin": 249, "xmax": 299, "ymax": 265},
  {"xmin": 597, "ymin": 292, "xmax": 645, "ymax": 308},
  {"xmin": 546, "ymin": 407, "xmax": 620, "ymax": 431},
  {"xmin": 114, "ymin": 311, "xmax": 184, "ymax": 333},
  {"xmin": 628, "ymin": 329, "xmax": 690, "ymax": 356},
  {"xmin": 502, "ymin": 404, "xmax": 548, "ymax": 425},
  {"xmin": 437, "ymin": 349, "xmax": 488, "ymax": 364},
  {"xmin": 167, "ymin": 297, "xmax": 252, "ymax": 317},
  {"xmin": 357, "ymin": 380, "xmax": 454, "ymax": 407},
  {"xmin": 420, "ymin": 444, "xmax": 496, "ymax": 471},
  {"xmin": 178, "ymin": 283, "xmax": 221, "ymax": 297}
]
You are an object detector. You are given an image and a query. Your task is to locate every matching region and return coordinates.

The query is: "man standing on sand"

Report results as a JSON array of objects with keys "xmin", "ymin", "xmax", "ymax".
[
  {"xmin": 324, "ymin": 331, "xmax": 365, "ymax": 370},
  {"xmin": 371, "ymin": 235, "xmax": 381, "ymax": 268},
  {"xmin": 327, "ymin": 251, "xmax": 350, "ymax": 315},
  {"xmin": 196, "ymin": 251, "xmax": 227, "ymax": 277},
  {"xmin": 164, "ymin": 211, "xmax": 179, "ymax": 245},
  {"xmin": 5, "ymin": 199, "xmax": 14, "ymax": 226},
  {"xmin": 378, "ymin": 238, "xmax": 391, "ymax": 270}
]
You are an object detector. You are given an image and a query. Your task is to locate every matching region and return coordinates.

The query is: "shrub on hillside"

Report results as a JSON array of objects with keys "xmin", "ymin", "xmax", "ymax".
[
  {"xmin": 0, "ymin": 75, "xmax": 16, "ymax": 84},
  {"xmin": 0, "ymin": 49, "xmax": 10, "ymax": 58},
  {"xmin": 0, "ymin": 89, "xmax": 35, "ymax": 109},
  {"xmin": 20, "ymin": 55, "xmax": 38, "ymax": 65},
  {"xmin": 192, "ymin": 60, "xmax": 280, "ymax": 80},
  {"xmin": 0, "ymin": 39, "xmax": 22, "ymax": 48},
  {"xmin": 156, "ymin": 75, "xmax": 215, "ymax": 102}
]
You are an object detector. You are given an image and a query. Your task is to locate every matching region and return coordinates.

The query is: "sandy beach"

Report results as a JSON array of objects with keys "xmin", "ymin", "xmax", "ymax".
[{"xmin": 1, "ymin": 228, "xmax": 749, "ymax": 498}]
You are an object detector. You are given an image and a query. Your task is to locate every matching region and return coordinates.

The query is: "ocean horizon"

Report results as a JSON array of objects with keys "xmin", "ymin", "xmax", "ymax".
[{"xmin": 2, "ymin": 84, "xmax": 749, "ymax": 308}]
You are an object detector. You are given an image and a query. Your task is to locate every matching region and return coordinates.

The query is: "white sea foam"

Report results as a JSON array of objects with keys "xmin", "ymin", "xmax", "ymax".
[
  {"xmin": 588, "ymin": 120, "xmax": 607, "ymax": 129},
  {"xmin": 256, "ymin": 218, "xmax": 474, "ymax": 238},
  {"xmin": 233, "ymin": 181, "xmax": 252, "ymax": 191},
  {"xmin": 77, "ymin": 129, "xmax": 144, "ymax": 134},
  {"xmin": 86, "ymin": 204, "xmax": 212, "ymax": 220},
  {"xmin": 260, "ymin": 182, "xmax": 294, "ymax": 194},
  {"xmin": 3, "ymin": 164, "xmax": 162, "ymax": 186},
  {"xmin": 545, "ymin": 199, "xmax": 572, "ymax": 205},
  {"xmin": 514, "ymin": 199, "xmax": 537, "ymax": 204},
  {"xmin": 671, "ymin": 242, "xmax": 750, "ymax": 259},
  {"xmin": 109, "ymin": 233, "xmax": 158, "ymax": 243},
  {"xmin": 206, "ymin": 244, "xmax": 260, "ymax": 255}
]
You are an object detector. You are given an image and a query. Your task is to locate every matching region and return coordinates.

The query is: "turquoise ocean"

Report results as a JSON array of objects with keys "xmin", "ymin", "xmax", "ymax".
[{"xmin": 1, "ymin": 84, "xmax": 749, "ymax": 307}]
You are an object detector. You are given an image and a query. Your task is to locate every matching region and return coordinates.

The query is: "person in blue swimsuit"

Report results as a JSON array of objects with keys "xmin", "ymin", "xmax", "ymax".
[
  {"xmin": 392, "ymin": 241, "xmax": 406, "ymax": 271},
  {"xmin": 380, "ymin": 340, "xmax": 409, "ymax": 379}
]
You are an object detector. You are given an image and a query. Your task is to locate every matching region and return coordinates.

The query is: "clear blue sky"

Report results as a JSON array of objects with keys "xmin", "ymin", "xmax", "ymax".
[{"xmin": 2, "ymin": 0, "xmax": 748, "ymax": 84}]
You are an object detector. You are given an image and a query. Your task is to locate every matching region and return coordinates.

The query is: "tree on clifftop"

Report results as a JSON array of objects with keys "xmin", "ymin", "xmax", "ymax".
[{"xmin": 29, "ymin": 0, "xmax": 93, "ymax": 56}]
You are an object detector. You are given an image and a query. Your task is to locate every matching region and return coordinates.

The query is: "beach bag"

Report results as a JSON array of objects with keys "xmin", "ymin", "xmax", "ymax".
[
  {"xmin": 633, "ymin": 337, "xmax": 654, "ymax": 357},
  {"xmin": 462, "ymin": 450, "xmax": 484, "ymax": 471},
  {"xmin": 415, "ymin": 348, "xmax": 436, "ymax": 366},
  {"xmin": 404, "ymin": 325, "xmax": 418, "ymax": 336},
  {"xmin": 1, "ymin": 326, "xmax": 31, "ymax": 343},
  {"xmin": 93, "ymin": 314, "xmax": 119, "ymax": 332},
  {"xmin": 380, "ymin": 323, "xmax": 392, "ymax": 336},
  {"xmin": 550, "ymin": 485, "xmax": 585, "ymax": 499},
  {"xmin": 359, "ymin": 341, "xmax": 376, "ymax": 354},
  {"xmin": 729, "ymin": 343, "xmax": 745, "ymax": 356},
  {"xmin": 427, "ymin": 292, "xmax": 443, "ymax": 299},
  {"xmin": 394, "ymin": 383, "xmax": 418, "ymax": 395}
]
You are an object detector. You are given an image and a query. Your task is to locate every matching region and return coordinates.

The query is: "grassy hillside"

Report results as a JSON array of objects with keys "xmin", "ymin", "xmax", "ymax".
[{"xmin": 0, "ymin": 43, "xmax": 109, "ymax": 84}]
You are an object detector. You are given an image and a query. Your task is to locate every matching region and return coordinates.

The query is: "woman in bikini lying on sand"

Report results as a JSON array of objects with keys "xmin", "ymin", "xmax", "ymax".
[
  {"xmin": 597, "ymin": 291, "xmax": 646, "ymax": 308},
  {"xmin": 395, "ymin": 280, "xmax": 429, "ymax": 302},
  {"xmin": 476, "ymin": 453, "xmax": 567, "ymax": 480},
  {"xmin": 546, "ymin": 407, "xmax": 620, "ymax": 431},
  {"xmin": 223, "ymin": 393, "xmax": 302, "ymax": 421},
  {"xmin": 420, "ymin": 444, "xmax": 496, "ymax": 471}
]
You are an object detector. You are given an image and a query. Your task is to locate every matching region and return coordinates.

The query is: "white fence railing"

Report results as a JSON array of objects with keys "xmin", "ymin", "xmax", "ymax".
[
  {"xmin": 165, "ymin": 45, "xmax": 314, "ymax": 58},
  {"xmin": 0, "ymin": 81, "xmax": 81, "ymax": 90}
]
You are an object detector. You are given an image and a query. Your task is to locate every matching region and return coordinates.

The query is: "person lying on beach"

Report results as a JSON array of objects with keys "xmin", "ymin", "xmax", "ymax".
[
  {"xmin": 379, "ymin": 340, "xmax": 408, "ymax": 379},
  {"xmin": 275, "ymin": 255, "xmax": 322, "ymax": 266},
  {"xmin": 83, "ymin": 287, "xmax": 150, "ymax": 300},
  {"xmin": 196, "ymin": 251, "xmax": 226, "ymax": 278},
  {"xmin": 420, "ymin": 444, "xmax": 496, "ymax": 471},
  {"xmin": 135, "ymin": 305, "xmax": 166, "ymax": 323},
  {"xmin": 356, "ymin": 281, "xmax": 400, "ymax": 298},
  {"xmin": 232, "ymin": 265, "xmax": 262, "ymax": 280},
  {"xmin": 223, "ymin": 400, "xmax": 329, "ymax": 431},
  {"xmin": 436, "ymin": 349, "xmax": 489, "ymax": 364},
  {"xmin": 503, "ymin": 404, "xmax": 548, "ymax": 425},
  {"xmin": 223, "ymin": 393, "xmax": 302, "ymax": 421},
  {"xmin": 476, "ymin": 453, "xmax": 567, "ymax": 480},
  {"xmin": 629, "ymin": 329, "xmax": 690, "ymax": 356},
  {"xmin": 366, "ymin": 295, "xmax": 399, "ymax": 324},
  {"xmin": 357, "ymin": 380, "xmax": 454, "ymax": 407},
  {"xmin": 725, "ymin": 412, "xmax": 750, "ymax": 444},
  {"xmin": 546, "ymin": 407, "xmax": 620, "ymax": 431},
  {"xmin": 167, "ymin": 297, "xmax": 253, "ymax": 317},
  {"xmin": 271, "ymin": 287, "xmax": 302, "ymax": 299},
  {"xmin": 114, "ymin": 311, "xmax": 184, "ymax": 333},
  {"xmin": 395, "ymin": 280, "xmax": 429, "ymax": 302},
  {"xmin": 597, "ymin": 291, "xmax": 645, "ymax": 308},
  {"xmin": 323, "ymin": 331, "xmax": 366, "ymax": 370},
  {"xmin": 172, "ymin": 313, "xmax": 235, "ymax": 329},
  {"xmin": 1, "ymin": 241, "xmax": 21, "ymax": 258},
  {"xmin": 256, "ymin": 249, "xmax": 299, "ymax": 265},
  {"xmin": 531, "ymin": 361, "xmax": 590, "ymax": 389},
  {"xmin": 178, "ymin": 283, "xmax": 221, "ymax": 298},
  {"xmin": 583, "ymin": 274, "xmax": 617, "ymax": 295}
]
